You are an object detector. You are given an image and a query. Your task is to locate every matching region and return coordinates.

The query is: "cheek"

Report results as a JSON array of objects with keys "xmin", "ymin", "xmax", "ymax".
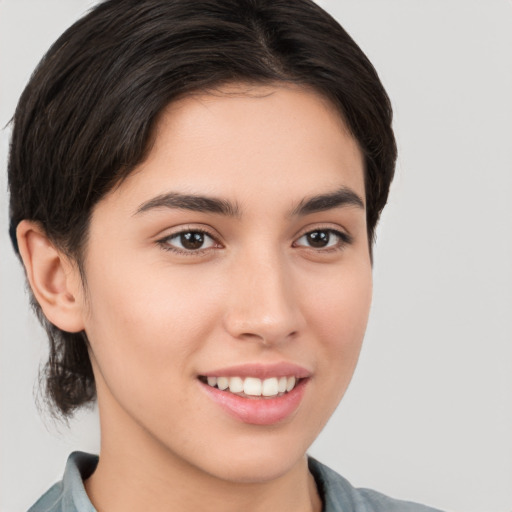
[
  {"xmin": 82, "ymin": 266, "xmax": 220, "ymax": 422},
  {"xmin": 303, "ymin": 260, "xmax": 372, "ymax": 377},
  {"xmin": 306, "ymin": 258, "xmax": 372, "ymax": 333},
  {"xmin": 81, "ymin": 254, "xmax": 223, "ymax": 387}
]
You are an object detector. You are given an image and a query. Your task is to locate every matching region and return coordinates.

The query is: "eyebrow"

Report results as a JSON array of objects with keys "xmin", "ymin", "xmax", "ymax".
[
  {"xmin": 134, "ymin": 186, "xmax": 364, "ymax": 218},
  {"xmin": 134, "ymin": 192, "xmax": 241, "ymax": 217},
  {"xmin": 290, "ymin": 186, "xmax": 364, "ymax": 216}
]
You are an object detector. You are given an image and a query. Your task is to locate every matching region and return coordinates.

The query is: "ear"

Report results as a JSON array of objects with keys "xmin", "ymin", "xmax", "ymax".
[{"xmin": 16, "ymin": 220, "xmax": 86, "ymax": 333}]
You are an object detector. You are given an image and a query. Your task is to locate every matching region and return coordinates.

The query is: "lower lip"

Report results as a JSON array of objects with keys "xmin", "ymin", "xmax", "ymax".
[{"xmin": 200, "ymin": 379, "xmax": 308, "ymax": 425}]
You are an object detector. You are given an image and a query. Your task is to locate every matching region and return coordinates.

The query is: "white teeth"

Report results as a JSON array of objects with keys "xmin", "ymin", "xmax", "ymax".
[
  {"xmin": 205, "ymin": 375, "xmax": 299, "ymax": 396},
  {"xmin": 262, "ymin": 377, "xmax": 279, "ymax": 397},
  {"xmin": 217, "ymin": 376, "xmax": 229, "ymax": 390},
  {"xmin": 229, "ymin": 376, "xmax": 244, "ymax": 393},
  {"xmin": 244, "ymin": 377, "xmax": 262, "ymax": 396}
]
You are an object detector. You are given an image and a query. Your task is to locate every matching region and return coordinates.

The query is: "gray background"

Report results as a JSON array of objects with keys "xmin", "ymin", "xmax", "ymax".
[{"xmin": 1, "ymin": 1, "xmax": 511, "ymax": 511}]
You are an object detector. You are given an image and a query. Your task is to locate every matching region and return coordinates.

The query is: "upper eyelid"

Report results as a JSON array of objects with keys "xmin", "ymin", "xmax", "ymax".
[
  {"xmin": 157, "ymin": 225, "xmax": 221, "ymax": 241},
  {"xmin": 293, "ymin": 228, "xmax": 351, "ymax": 248},
  {"xmin": 296, "ymin": 227, "xmax": 345, "ymax": 239},
  {"xmin": 156, "ymin": 228, "xmax": 221, "ymax": 255},
  {"xmin": 294, "ymin": 223, "xmax": 351, "ymax": 241},
  {"xmin": 157, "ymin": 227, "xmax": 353, "ymax": 254},
  {"xmin": 156, "ymin": 224, "xmax": 353, "ymax": 243},
  {"xmin": 154, "ymin": 226, "xmax": 222, "ymax": 256}
]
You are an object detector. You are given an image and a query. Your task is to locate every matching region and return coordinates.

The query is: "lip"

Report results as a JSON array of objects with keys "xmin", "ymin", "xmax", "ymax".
[
  {"xmin": 198, "ymin": 362, "xmax": 311, "ymax": 426},
  {"xmin": 200, "ymin": 362, "xmax": 311, "ymax": 379},
  {"xmin": 200, "ymin": 377, "xmax": 308, "ymax": 425}
]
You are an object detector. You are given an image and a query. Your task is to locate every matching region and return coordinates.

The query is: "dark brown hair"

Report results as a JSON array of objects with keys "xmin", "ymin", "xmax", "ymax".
[{"xmin": 8, "ymin": 0, "xmax": 396, "ymax": 417}]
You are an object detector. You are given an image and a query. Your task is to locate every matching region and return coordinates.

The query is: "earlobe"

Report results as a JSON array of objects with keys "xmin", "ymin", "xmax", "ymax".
[{"xmin": 16, "ymin": 220, "xmax": 86, "ymax": 333}]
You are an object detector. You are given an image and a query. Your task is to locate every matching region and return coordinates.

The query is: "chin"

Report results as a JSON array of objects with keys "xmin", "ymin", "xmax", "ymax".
[
  {"xmin": 187, "ymin": 430, "xmax": 312, "ymax": 484},
  {"xmin": 209, "ymin": 453, "xmax": 305, "ymax": 484}
]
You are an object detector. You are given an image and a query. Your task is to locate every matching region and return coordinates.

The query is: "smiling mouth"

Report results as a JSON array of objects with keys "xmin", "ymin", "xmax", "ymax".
[{"xmin": 198, "ymin": 375, "xmax": 300, "ymax": 398}]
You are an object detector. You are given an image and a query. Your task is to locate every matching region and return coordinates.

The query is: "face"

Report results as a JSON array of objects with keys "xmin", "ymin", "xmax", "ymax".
[{"xmin": 78, "ymin": 84, "xmax": 372, "ymax": 483}]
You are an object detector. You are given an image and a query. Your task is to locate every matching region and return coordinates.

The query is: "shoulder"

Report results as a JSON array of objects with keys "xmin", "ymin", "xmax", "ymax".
[
  {"xmin": 27, "ymin": 452, "xmax": 98, "ymax": 512},
  {"xmin": 308, "ymin": 457, "xmax": 444, "ymax": 512},
  {"xmin": 27, "ymin": 481, "xmax": 65, "ymax": 512}
]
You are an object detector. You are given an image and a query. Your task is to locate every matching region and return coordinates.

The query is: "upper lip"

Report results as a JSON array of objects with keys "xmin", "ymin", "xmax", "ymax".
[{"xmin": 199, "ymin": 362, "xmax": 311, "ymax": 379}]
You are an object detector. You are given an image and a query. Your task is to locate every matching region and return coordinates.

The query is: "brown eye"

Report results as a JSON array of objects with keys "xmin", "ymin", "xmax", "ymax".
[
  {"xmin": 163, "ymin": 230, "xmax": 217, "ymax": 252},
  {"xmin": 306, "ymin": 230, "xmax": 330, "ymax": 247},
  {"xmin": 294, "ymin": 229, "xmax": 350, "ymax": 250},
  {"xmin": 180, "ymin": 231, "xmax": 206, "ymax": 250}
]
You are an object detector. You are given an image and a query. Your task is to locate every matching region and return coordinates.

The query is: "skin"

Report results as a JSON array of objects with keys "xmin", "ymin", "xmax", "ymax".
[{"xmin": 18, "ymin": 84, "xmax": 372, "ymax": 512}]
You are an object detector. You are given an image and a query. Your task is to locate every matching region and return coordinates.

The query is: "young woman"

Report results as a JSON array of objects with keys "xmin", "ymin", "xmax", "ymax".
[{"xmin": 8, "ymin": 1, "xmax": 443, "ymax": 511}]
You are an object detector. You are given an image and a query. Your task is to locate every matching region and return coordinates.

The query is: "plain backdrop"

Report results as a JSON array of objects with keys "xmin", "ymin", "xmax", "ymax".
[{"xmin": 1, "ymin": 1, "xmax": 511, "ymax": 511}]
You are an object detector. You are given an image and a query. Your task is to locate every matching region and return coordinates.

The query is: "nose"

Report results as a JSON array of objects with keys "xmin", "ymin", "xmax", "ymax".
[{"xmin": 222, "ymin": 249, "xmax": 304, "ymax": 346}]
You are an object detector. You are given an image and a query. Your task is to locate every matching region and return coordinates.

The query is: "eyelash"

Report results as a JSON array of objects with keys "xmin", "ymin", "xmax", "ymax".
[
  {"xmin": 157, "ymin": 226, "xmax": 352, "ymax": 256},
  {"xmin": 157, "ymin": 227, "xmax": 219, "ymax": 256},
  {"xmin": 293, "ymin": 227, "xmax": 352, "ymax": 252}
]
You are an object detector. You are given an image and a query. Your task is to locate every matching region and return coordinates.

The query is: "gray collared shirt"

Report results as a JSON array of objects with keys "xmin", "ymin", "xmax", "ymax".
[{"xmin": 28, "ymin": 452, "xmax": 444, "ymax": 512}]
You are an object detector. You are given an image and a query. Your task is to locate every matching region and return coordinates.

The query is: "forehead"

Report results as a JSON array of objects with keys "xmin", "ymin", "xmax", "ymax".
[{"xmin": 101, "ymin": 83, "xmax": 365, "ymax": 214}]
